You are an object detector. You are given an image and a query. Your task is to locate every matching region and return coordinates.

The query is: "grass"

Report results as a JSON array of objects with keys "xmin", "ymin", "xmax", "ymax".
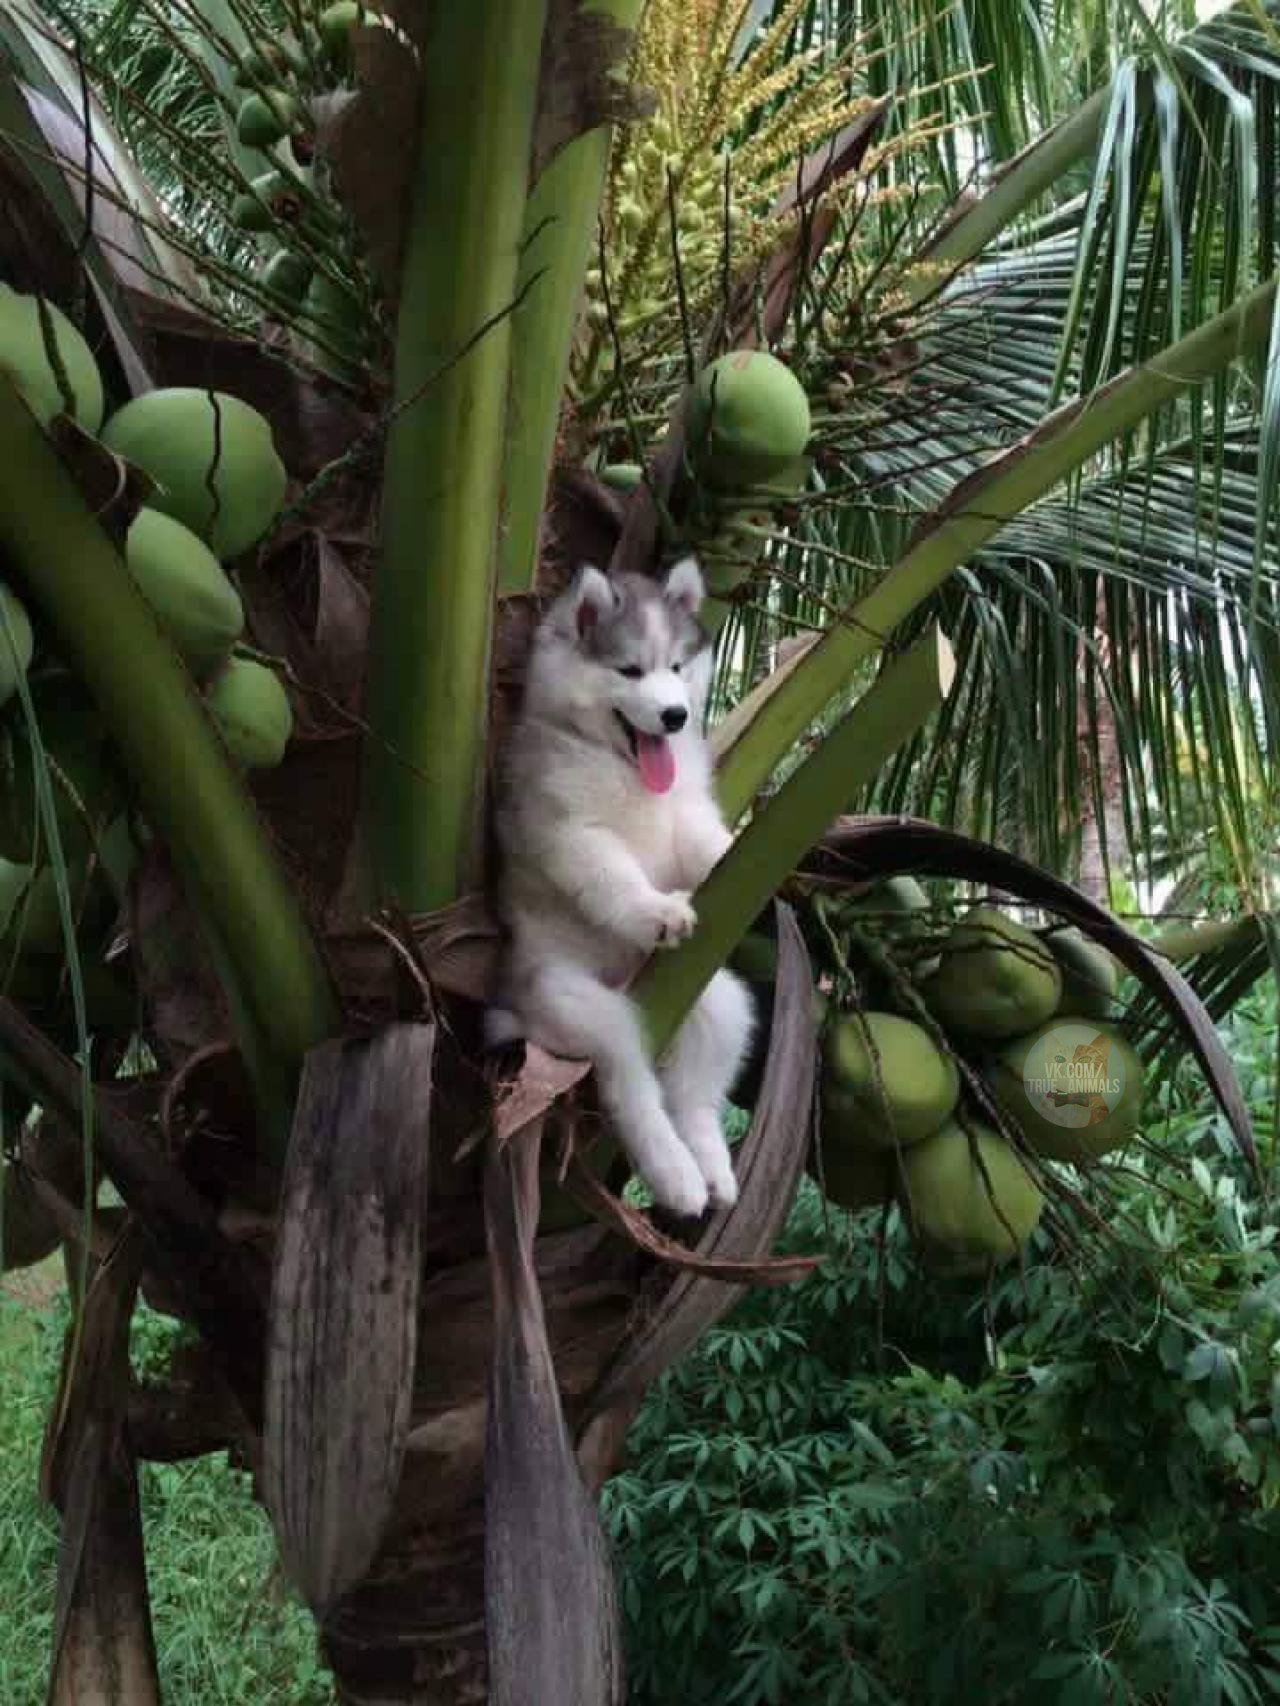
[{"xmin": 0, "ymin": 1271, "xmax": 337, "ymax": 1705}]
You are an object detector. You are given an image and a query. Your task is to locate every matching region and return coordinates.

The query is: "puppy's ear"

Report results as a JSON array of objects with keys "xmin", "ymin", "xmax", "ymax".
[
  {"xmin": 663, "ymin": 555, "xmax": 705, "ymax": 617},
  {"xmin": 556, "ymin": 564, "xmax": 617, "ymax": 640}
]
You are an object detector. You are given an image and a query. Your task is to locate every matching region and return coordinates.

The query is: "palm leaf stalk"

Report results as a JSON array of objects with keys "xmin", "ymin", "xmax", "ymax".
[
  {"xmin": 0, "ymin": 381, "xmax": 339, "ymax": 1137},
  {"xmin": 637, "ymin": 626, "xmax": 955, "ymax": 1051},
  {"xmin": 716, "ymin": 272, "xmax": 1280, "ymax": 821},
  {"xmin": 501, "ymin": 0, "xmax": 648, "ymax": 596},
  {"xmin": 364, "ymin": 0, "xmax": 549, "ymax": 911},
  {"xmin": 910, "ymin": 86, "xmax": 1115, "ymax": 298}
]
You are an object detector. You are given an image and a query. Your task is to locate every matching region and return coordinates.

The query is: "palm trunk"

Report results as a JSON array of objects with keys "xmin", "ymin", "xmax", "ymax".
[{"xmin": 319, "ymin": 1224, "xmax": 640, "ymax": 1705}]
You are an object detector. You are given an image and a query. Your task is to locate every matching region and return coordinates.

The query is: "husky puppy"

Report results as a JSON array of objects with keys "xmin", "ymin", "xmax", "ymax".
[{"xmin": 491, "ymin": 558, "xmax": 753, "ymax": 1217}]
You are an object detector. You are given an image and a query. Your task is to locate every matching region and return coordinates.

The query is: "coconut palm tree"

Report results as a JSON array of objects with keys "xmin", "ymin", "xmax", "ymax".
[{"xmin": 0, "ymin": 0, "xmax": 1275, "ymax": 1699}]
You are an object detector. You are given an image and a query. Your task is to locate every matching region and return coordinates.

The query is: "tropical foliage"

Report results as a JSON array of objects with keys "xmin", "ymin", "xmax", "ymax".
[
  {"xmin": 0, "ymin": 0, "xmax": 1277, "ymax": 1697},
  {"xmin": 610, "ymin": 1000, "xmax": 1280, "ymax": 1705}
]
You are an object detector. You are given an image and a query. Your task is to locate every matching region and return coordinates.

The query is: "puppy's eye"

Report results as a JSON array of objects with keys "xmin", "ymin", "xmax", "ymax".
[
  {"xmin": 618, "ymin": 664, "xmax": 643, "ymax": 680},
  {"xmin": 672, "ymin": 661, "xmax": 683, "ymax": 674}
]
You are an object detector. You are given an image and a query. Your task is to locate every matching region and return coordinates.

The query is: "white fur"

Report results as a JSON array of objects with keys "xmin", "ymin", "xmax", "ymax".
[{"xmin": 491, "ymin": 559, "xmax": 753, "ymax": 1217}]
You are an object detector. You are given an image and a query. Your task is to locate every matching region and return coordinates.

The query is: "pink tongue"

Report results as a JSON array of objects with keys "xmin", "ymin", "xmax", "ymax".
[{"xmin": 635, "ymin": 731, "xmax": 676, "ymax": 794}]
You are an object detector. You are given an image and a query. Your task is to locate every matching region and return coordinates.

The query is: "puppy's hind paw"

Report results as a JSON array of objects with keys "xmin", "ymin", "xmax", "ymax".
[
  {"xmin": 646, "ymin": 1149, "xmax": 710, "ymax": 1219},
  {"xmin": 704, "ymin": 1155, "xmax": 739, "ymax": 1211}
]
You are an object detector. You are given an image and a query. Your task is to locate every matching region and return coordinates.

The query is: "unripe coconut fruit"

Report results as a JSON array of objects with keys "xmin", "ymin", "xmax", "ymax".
[
  {"xmin": 688, "ymin": 350, "xmax": 811, "ymax": 488},
  {"xmin": 303, "ymin": 272, "xmax": 367, "ymax": 347},
  {"xmin": 102, "ymin": 389, "xmax": 287, "ymax": 560},
  {"xmin": 319, "ymin": 0, "xmax": 369, "ymax": 62},
  {"xmin": 901, "ymin": 1120, "xmax": 1043, "ymax": 1262},
  {"xmin": 923, "ymin": 905, "xmax": 1061, "ymax": 1041},
  {"xmin": 261, "ymin": 250, "xmax": 314, "ymax": 307},
  {"xmin": 987, "ymin": 1020, "xmax": 1143, "ymax": 1163},
  {"xmin": 206, "ymin": 658, "xmax": 293, "ymax": 768},
  {"xmin": 236, "ymin": 90, "xmax": 303, "ymax": 148},
  {"xmin": 1044, "ymin": 927, "xmax": 1121, "ymax": 1020},
  {"xmin": 600, "ymin": 462, "xmax": 644, "ymax": 493},
  {"xmin": 233, "ymin": 46, "xmax": 278, "ymax": 87},
  {"xmin": 0, "ymin": 285, "xmax": 104, "ymax": 431},
  {"xmin": 231, "ymin": 170, "xmax": 291, "ymax": 232},
  {"xmin": 821, "ymin": 1011, "xmax": 959, "ymax": 1151},
  {"xmin": 844, "ymin": 875, "xmax": 929, "ymax": 917},
  {"xmin": 809, "ymin": 1139, "xmax": 895, "ymax": 1214},
  {"xmin": 0, "ymin": 584, "xmax": 35, "ymax": 709},
  {"xmin": 125, "ymin": 509, "xmax": 245, "ymax": 674}
]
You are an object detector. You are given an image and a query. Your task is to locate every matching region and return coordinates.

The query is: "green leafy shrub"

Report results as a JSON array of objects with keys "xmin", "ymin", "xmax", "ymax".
[{"xmin": 606, "ymin": 999, "xmax": 1280, "ymax": 1705}]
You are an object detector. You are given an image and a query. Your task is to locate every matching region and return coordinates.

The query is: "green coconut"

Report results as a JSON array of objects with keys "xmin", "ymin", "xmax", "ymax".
[
  {"xmin": 233, "ymin": 45, "xmax": 279, "ymax": 86},
  {"xmin": 841, "ymin": 875, "xmax": 929, "ymax": 918},
  {"xmin": 987, "ymin": 1020, "xmax": 1143, "ymax": 1163},
  {"xmin": 125, "ymin": 509, "xmax": 245, "ymax": 673},
  {"xmin": 688, "ymin": 350, "xmax": 811, "ymax": 488},
  {"xmin": 102, "ymin": 388, "xmax": 287, "ymax": 560},
  {"xmin": 0, "ymin": 584, "xmax": 34, "ymax": 710},
  {"xmin": 821, "ymin": 1011, "xmax": 959, "ymax": 1151},
  {"xmin": 232, "ymin": 192, "xmax": 272, "ymax": 233},
  {"xmin": 319, "ymin": 0, "xmax": 369, "ymax": 62},
  {"xmin": 923, "ymin": 905, "xmax": 1061, "ymax": 1041},
  {"xmin": 0, "ymin": 284, "xmax": 104, "ymax": 431},
  {"xmin": 261, "ymin": 249, "xmax": 314, "ymax": 307},
  {"xmin": 303, "ymin": 273, "xmax": 368, "ymax": 352},
  {"xmin": 206, "ymin": 658, "xmax": 293, "ymax": 768},
  {"xmin": 1044, "ymin": 927, "xmax": 1121, "ymax": 1020},
  {"xmin": 901, "ymin": 1120, "xmax": 1044, "ymax": 1262},
  {"xmin": 809, "ymin": 1139, "xmax": 895, "ymax": 1213},
  {"xmin": 600, "ymin": 462, "xmax": 644, "ymax": 493},
  {"xmin": 236, "ymin": 90, "xmax": 303, "ymax": 148}
]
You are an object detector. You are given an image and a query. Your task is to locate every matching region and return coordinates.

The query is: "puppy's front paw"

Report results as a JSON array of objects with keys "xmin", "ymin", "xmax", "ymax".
[{"xmin": 652, "ymin": 890, "xmax": 696, "ymax": 949}]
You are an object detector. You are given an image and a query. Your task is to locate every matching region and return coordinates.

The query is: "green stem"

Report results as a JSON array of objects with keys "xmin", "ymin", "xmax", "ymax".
[
  {"xmin": 637, "ymin": 628, "xmax": 954, "ymax": 1053},
  {"xmin": 1149, "ymin": 916, "xmax": 1261, "ymax": 962},
  {"xmin": 365, "ymin": 0, "xmax": 549, "ymax": 910},
  {"xmin": 501, "ymin": 0, "xmax": 647, "ymax": 595},
  {"xmin": 909, "ymin": 89, "xmax": 1112, "ymax": 296},
  {"xmin": 717, "ymin": 273, "xmax": 1280, "ymax": 820},
  {"xmin": 0, "ymin": 384, "xmax": 339, "ymax": 1142}
]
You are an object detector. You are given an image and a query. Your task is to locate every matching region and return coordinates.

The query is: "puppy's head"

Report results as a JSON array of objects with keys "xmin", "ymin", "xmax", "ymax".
[{"xmin": 527, "ymin": 558, "xmax": 711, "ymax": 793}]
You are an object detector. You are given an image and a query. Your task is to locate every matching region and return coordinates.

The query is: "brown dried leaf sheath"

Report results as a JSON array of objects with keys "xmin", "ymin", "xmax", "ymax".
[
  {"xmin": 45, "ymin": 1234, "xmax": 161, "ymax": 1706},
  {"xmin": 532, "ymin": 0, "xmax": 654, "ymax": 186},
  {"xmin": 264, "ymin": 1023, "xmax": 435, "ymax": 1612},
  {"xmin": 483, "ymin": 1122, "xmax": 624, "ymax": 1706}
]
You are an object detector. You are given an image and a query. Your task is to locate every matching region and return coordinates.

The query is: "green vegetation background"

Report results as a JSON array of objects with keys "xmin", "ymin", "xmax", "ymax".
[{"xmin": 2, "ymin": 1002, "xmax": 1277, "ymax": 1705}]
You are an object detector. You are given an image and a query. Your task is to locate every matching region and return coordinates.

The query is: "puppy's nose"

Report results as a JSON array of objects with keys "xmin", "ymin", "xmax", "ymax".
[{"xmin": 661, "ymin": 706, "xmax": 688, "ymax": 732}]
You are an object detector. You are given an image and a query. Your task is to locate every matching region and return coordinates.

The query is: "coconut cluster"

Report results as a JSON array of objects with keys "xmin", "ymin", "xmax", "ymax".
[
  {"xmin": 601, "ymin": 349, "xmax": 812, "ymax": 612},
  {"xmin": 0, "ymin": 286, "xmax": 296, "ymax": 1001},
  {"xmin": 736, "ymin": 885, "xmax": 1139, "ymax": 1272},
  {"xmin": 224, "ymin": 3, "xmax": 382, "ymax": 375}
]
